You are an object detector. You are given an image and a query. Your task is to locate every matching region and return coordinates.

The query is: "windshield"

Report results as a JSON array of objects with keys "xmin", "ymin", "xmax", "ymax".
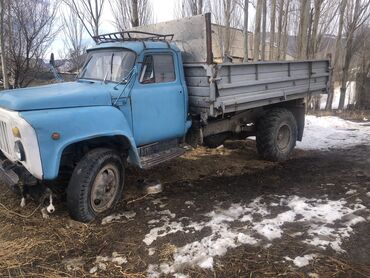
[{"xmin": 79, "ymin": 49, "xmax": 136, "ymax": 82}]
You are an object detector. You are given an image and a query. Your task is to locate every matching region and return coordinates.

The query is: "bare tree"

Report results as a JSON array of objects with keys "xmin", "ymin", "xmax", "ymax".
[
  {"xmin": 243, "ymin": 0, "xmax": 249, "ymax": 61},
  {"xmin": 177, "ymin": 0, "xmax": 206, "ymax": 17},
  {"xmin": 355, "ymin": 26, "xmax": 370, "ymax": 107},
  {"xmin": 309, "ymin": 0, "xmax": 323, "ymax": 58},
  {"xmin": 261, "ymin": 0, "xmax": 267, "ymax": 60},
  {"xmin": 297, "ymin": 0, "xmax": 310, "ymax": 59},
  {"xmin": 0, "ymin": 0, "xmax": 8, "ymax": 89},
  {"xmin": 281, "ymin": 0, "xmax": 290, "ymax": 59},
  {"xmin": 63, "ymin": 0, "xmax": 105, "ymax": 37},
  {"xmin": 235, "ymin": 0, "xmax": 250, "ymax": 61},
  {"xmin": 269, "ymin": 0, "xmax": 277, "ymax": 60},
  {"xmin": 223, "ymin": 0, "xmax": 236, "ymax": 58},
  {"xmin": 253, "ymin": 0, "xmax": 263, "ymax": 61},
  {"xmin": 62, "ymin": 6, "xmax": 86, "ymax": 71},
  {"xmin": 276, "ymin": 0, "xmax": 284, "ymax": 59},
  {"xmin": 326, "ymin": 0, "xmax": 346, "ymax": 110},
  {"xmin": 211, "ymin": 0, "xmax": 240, "ymax": 60},
  {"xmin": 338, "ymin": 0, "xmax": 370, "ymax": 110},
  {"xmin": 5, "ymin": 0, "xmax": 59, "ymax": 88},
  {"xmin": 109, "ymin": 0, "xmax": 152, "ymax": 30},
  {"xmin": 315, "ymin": 0, "xmax": 340, "ymax": 54}
]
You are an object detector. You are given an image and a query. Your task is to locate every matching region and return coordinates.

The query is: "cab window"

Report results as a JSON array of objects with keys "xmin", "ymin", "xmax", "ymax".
[{"xmin": 140, "ymin": 54, "xmax": 176, "ymax": 84}]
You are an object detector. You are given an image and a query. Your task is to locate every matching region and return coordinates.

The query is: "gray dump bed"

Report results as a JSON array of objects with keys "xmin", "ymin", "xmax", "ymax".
[{"xmin": 185, "ymin": 60, "xmax": 330, "ymax": 117}]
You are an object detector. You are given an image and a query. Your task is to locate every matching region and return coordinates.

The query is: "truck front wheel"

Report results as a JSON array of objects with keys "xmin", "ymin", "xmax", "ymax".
[
  {"xmin": 256, "ymin": 108, "xmax": 297, "ymax": 162},
  {"xmin": 67, "ymin": 148, "xmax": 124, "ymax": 222}
]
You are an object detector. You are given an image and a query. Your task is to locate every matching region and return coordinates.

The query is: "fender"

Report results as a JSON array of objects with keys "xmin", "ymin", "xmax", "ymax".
[{"xmin": 21, "ymin": 106, "xmax": 140, "ymax": 180}]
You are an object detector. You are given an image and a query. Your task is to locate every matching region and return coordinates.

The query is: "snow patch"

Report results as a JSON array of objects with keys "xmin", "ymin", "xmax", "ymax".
[
  {"xmin": 253, "ymin": 210, "xmax": 296, "ymax": 240},
  {"xmin": 345, "ymin": 189, "xmax": 357, "ymax": 195},
  {"xmin": 286, "ymin": 254, "xmax": 316, "ymax": 267},
  {"xmin": 152, "ymin": 198, "xmax": 167, "ymax": 208},
  {"xmin": 145, "ymin": 195, "xmax": 367, "ymax": 277},
  {"xmin": 297, "ymin": 116, "xmax": 370, "ymax": 150},
  {"xmin": 287, "ymin": 196, "xmax": 366, "ymax": 252},
  {"xmin": 293, "ymin": 254, "xmax": 316, "ymax": 267},
  {"xmin": 89, "ymin": 252, "xmax": 127, "ymax": 273},
  {"xmin": 144, "ymin": 221, "xmax": 184, "ymax": 246},
  {"xmin": 184, "ymin": 200, "xmax": 195, "ymax": 207},
  {"xmin": 101, "ymin": 211, "xmax": 136, "ymax": 225}
]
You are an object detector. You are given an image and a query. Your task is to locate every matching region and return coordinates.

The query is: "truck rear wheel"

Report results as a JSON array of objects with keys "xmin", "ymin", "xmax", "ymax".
[
  {"xmin": 256, "ymin": 108, "xmax": 297, "ymax": 161},
  {"xmin": 67, "ymin": 148, "xmax": 124, "ymax": 222}
]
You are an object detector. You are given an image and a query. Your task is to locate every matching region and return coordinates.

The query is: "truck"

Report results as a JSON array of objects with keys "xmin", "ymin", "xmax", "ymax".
[{"xmin": 0, "ymin": 14, "xmax": 330, "ymax": 222}]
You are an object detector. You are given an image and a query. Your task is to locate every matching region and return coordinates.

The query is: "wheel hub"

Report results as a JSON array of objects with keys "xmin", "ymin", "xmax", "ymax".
[
  {"xmin": 90, "ymin": 164, "xmax": 119, "ymax": 213},
  {"xmin": 276, "ymin": 124, "xmax": 291, "ymax": 151}
]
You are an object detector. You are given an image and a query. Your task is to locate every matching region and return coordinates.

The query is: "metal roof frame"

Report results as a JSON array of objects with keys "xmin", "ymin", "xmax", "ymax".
[{"xmin": 92, "ymin": 31, "xmax": 174, "ymax": 44}]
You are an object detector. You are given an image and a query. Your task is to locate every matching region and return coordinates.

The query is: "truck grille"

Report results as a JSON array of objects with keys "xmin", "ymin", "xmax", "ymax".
[{"xmin": 0, "ymin": 120, "xmax": 12, "ymax": 156}]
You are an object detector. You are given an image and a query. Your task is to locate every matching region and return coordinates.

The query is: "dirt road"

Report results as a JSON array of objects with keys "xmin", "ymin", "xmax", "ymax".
[{"xmin": 1, "ymin": 137, "xmax": 369, "ymax": 278}]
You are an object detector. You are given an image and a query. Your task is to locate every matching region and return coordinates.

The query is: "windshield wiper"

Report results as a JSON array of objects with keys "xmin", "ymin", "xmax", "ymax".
[
  {"xmin": 103, "ymin": 53, "xmax": 115, "ymax": 84},
  {"xmin": 103, "ymin": 69, "xmax": 110, "ymax": 84}
]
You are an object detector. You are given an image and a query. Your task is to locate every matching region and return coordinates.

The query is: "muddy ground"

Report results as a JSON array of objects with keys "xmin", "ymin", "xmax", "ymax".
[{"xmin": 0, "ymin": 139, "xmax": 369, "ymax": 278}]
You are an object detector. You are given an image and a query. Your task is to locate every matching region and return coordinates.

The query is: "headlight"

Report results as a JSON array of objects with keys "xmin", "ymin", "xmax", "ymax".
[
  {"xmin": 14, "ymin": 140, "xmax": 26, "ymax": 161},
  {"xmin": 12, "ymin": 127, "xmax": 21, "ymax": 138}
]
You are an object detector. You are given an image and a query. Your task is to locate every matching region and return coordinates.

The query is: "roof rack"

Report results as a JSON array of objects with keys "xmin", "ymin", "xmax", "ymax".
[{"xmin": 92, "ymin": 31, "xmax": 174, "ymax": 44}]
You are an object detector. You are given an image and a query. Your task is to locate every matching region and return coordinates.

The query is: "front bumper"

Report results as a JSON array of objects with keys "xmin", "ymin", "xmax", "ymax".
[
  {"xmin": 0, "ymin": 158, "xmax": 19, "ymax": 187},
  {"xmin": 0, "ymin": 156, "xmax": 37, "ymax": 187}
]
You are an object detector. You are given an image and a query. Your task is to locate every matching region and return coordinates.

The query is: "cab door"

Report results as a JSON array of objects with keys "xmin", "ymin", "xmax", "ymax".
[{"xmin": 130, "ymin": 51, "xmax": 186, "ymax": 146}]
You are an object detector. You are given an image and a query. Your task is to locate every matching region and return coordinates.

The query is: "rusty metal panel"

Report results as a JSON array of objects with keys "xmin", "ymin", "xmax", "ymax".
[{"xmin": 211, "ymin": 24, "xmax": 253, "ymax": 61}]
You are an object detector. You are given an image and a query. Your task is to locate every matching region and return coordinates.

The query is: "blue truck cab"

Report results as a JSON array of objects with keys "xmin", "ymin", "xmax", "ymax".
[{"xmin": 0, "ymin": 33, "xmax": 192, "ymax": 221}]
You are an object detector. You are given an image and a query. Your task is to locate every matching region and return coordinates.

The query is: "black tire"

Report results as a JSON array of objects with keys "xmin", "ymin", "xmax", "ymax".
[
  {"xmin": 67, "ymin": 148, "xmax": 125, "ymax": 222},
  {"xmin": 256, "ymin": 108, "xmax": 297, "ymax": 162},
  {"xmin": 204, "ymin": 132, "xmax": 230, "ymax": 148}
]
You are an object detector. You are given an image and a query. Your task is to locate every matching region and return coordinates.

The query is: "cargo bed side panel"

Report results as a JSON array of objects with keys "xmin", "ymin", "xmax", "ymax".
[{"xmin": 184, "ymin": 60, "xmax": 330, "ymax": 118}]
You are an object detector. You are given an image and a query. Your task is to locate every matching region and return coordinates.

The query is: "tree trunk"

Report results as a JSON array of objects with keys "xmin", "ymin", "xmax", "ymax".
[
  {"xmin": 243, "ymin": 0, "xmax": 249, "ymax": 62},
  {"xmin": 276, "ymin": 0, "xmax": 284, "ymax": 60},
  {"xmin": 197, "ymin": 0, "xmax": 203, "ymax": 14},
  {"xmin": 326, "ymin": 0, "xmax": 346, "ymax": 110},
  {"xmin": 253, "ymin": 0, "xmax": 262, "ymax": 61},
  {"xmin": 310, "ymin": 0, "xmax": 322, "ymax": 58},
  {"xmin": 339, "ymin": 0, "xmax": 361, "ymax": 110},
  {"xmin": 269, "ymin": 0, "xmax": 276, "ymax": 60},
  {"xmin": 94, "ymin": 0, "xmax": 99, "ymax": 36},
  {"xmin": 297, "ymin": 0, "xmax": 310, "ymax": 59},
  {"xmin": 0, "ymin": 0, "xmax": 9, "ymax": 90},
  {"xmin": 282, "ymin": 0, "xmax": 290, "ymax": 60},
  {"xmin": 339, "ymin": 31, "xmax": 355, "ymax": 110},
  {"xmin": 131, "ymin": 0, "xmax": 139, "ymax": 27},
  {"xmin": 223, "ymin": 0, "xmax": 232, "ymax": 59},
  {"xmin": 261, "ymin": 0, "xmax": 267, "ymax": 60}
]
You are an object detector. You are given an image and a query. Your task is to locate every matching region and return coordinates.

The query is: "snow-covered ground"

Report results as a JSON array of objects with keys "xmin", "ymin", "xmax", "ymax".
[
  {"xmin": 145, "ymin": 193, "xmax": 368, "ymax": 277},
  {"xmin": 297, "ymin": 116, "xmax": 370, "ymax": 150}
]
